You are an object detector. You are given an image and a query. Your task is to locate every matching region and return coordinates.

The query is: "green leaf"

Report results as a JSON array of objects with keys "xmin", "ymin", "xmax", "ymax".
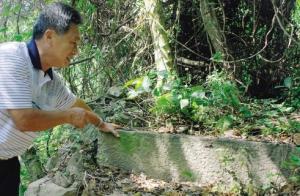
[
  {"xmin": 217, "ymin": 115, "xmax": 234, "ymax": 131},
  {"xmin": 284, "ymin": 77, "xmax": 292, "ymax": 89},
  {"xmin": 289, "ymin": 176, "xmax": 300, "ymax": 183},
  {"xmin": 279, "ymin": 106, "xmax": 294, "ymax": 113},
  {"xmin": 13, "ymin": 34, "xmax": 23, "ymax": 41},
  {"xmin": 180, "ymin": 99, "xmax": 189, "ymax": 109},
  {"xmin": 239, "ymin": 106, "xmax": 252, "ymax": 118},
  {"xmin": 106, "ymin": 0, "xmax": 114, "ymax": 7},
  {"xmin": 0, "ymin": 27, "xmax": 7, "ymax": 33},
  {"xmin": 134, "ymin": 78, "xmax": 143, "ymax": 90},
  {"xmin": 147, "ymin": 70, "xmax": 157, "ymax": 79},
  {"xmin": 124, "ymin": 76, "xmax": 153, "ymax": 96},
  {"xmin": 152, "ymin": 93, "xmax": 177, "ymax": 114},
  {"xmin": 152, "ymin": 87, "xmax": 162, "ymax": 97},
  {"xmin": 291, "ymin": 155, "xmax": 300, "ymax": 166},
  {"xmin": 13, "ymin": 4, "xmax": 22, "ymax": 12},
  {"xmin": 211, "ymin": 51, "xmax": 223, "ymax": 62},
  {"xmin": 264, "ymin": 110, "xmax": 279, "ymax": 117},
  {"xmin": 124, "ymin": 77, "xmax": 143, "ymax": 89}
]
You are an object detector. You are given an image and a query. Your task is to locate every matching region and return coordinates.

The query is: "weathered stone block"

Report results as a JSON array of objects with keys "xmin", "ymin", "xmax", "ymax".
[
  {"xmin": 25, "ymin": 177, "xmax": 76, "ymax": 196},
  {"xmin": 97, "ymin": 130, "xmax": 294, "ymax": 191}
]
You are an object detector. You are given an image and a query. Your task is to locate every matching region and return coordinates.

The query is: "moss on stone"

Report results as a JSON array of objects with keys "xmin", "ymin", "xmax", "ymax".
[
  {"xmin": 119, "ymin": 132, "xmax": 141, "ymax": 155},
  {"xmin": 167, "ymin": 136, "xmax": 196, "ymax": 182},
  {"xmin": 181, "ymin": 170, "xmax": 196, "ymax": 181}
]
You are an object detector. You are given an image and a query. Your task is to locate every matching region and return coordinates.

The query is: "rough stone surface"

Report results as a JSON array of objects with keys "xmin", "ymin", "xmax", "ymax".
[
  {"xmin": 53, "ymin": 171, "xmax": 73, "ymax": 188},
  {"xmin": 107, "ymin": 86, "xmax": 124, "ymax": 97},
  {"xmin": 25, "ymin": 177, "xmax": 76, "ymax": 196},
  {"xmin": 97, "ymin": 130, "xmax": 295, "ymax": 191},
  {"xmin": 66, "ymin": 151, "xmax": 84, "ymax": 179},
  {"xmin": 45, "ymin": 155, "xmax": 60, "ymax": 172}
]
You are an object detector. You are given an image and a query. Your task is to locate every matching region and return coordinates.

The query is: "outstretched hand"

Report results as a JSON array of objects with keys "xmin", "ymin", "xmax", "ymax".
[
  {"xmin": 98, "ymin": 122, "xmax": 121, "ymax": 137},
  {"xmin": 68, "ymin": 106, "xmax": 121, "ymax": 137}
]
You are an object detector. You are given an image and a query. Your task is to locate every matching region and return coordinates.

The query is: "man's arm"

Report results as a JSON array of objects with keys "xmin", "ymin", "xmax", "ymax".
[
  {"xmin": 7, "ymin": 107, "xmax": 93, "ymax": 132},
  {"xmin": 7, "ymin": 98, "xmax": 120, "ymax": 137},
  {"xmin": 8, "ymin": 98, "xmax": 94, "ymax": 132},
  {"xmin": 72, "ymin": 98, "xmax": 92, "ymax": 111}
]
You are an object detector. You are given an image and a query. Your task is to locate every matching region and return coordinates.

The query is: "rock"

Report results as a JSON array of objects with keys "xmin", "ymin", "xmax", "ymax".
[
  {"xmin": 45, "ymin": 155, "xmax": 59, "ymax": 172},
  {"xmin": 66, "ymin": 151, "xmax": 84, "ymax": 180},
  {"xmin": 100, "ymin": 177, "xmax": 110, "ymax": 182},
  {"xmin": 157, "ymin": 126, "xmax": 173, "ymax": 133},
  {"xmin": 223, "ymin": 129, "xmax": 241, "ymax": 138},
  {"xmin": 158, "ymin": 122, "xmax": 174, "ymax": 133},
  {"xmin": 176, "ymin": 126, "xmax": 189, "ymax": 133},
  {"xmin": 53, "ymin": 171, "xmax": 73, "ymax": 188},
  {"xmin": 25, "ymin": 177, "xmax": 76, "ymax": 196},
  {"xmin": 293, "ymin": 133, "xmax": 300, "ymax": 145},
  {"xmin": 188, "ymin": 128, "xmax": 194, "ymax": 135},
  {"xmin": 280, "ymin": 183, "xmax": 295, "ymax": 194},
  {"xmin": 97, "ymin": 130, "xmax": 295, "ymax": 191},
  {"xmin": 110, "ymin": 113, "xmax": 131, "ymax": 124},
  {"xmin": 107, "ymin": 190, "xmax": 125, "ymax": 196},
  {"xmin": 107, "ymin": 86, "xmax": 124, "ymax": 97}
]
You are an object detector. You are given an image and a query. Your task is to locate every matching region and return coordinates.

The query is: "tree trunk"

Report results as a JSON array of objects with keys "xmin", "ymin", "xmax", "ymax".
[
  {"xmin": 143, "ymin": 0, "xmax": 175, "ymax": 89},
  {"xmin": 199, "ymin": 0, "xmax": 228, "ymax": 63}
]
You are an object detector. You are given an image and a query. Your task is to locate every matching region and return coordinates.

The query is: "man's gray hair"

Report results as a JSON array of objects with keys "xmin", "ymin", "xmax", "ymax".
[{"xmin": 33, "ymin": 2, "xmax": 82, "ymax": 39}]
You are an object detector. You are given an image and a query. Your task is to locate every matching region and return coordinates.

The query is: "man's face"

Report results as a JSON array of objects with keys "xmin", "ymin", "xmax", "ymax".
[{"xmin": 51, "ymin": 24, "xmax": 80, "ymax": 67}]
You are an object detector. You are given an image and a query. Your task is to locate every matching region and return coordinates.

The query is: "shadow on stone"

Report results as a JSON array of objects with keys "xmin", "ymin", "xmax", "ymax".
[{"xmin": 96, "ymin": 130, "xmax": 295, "ymax": 190}]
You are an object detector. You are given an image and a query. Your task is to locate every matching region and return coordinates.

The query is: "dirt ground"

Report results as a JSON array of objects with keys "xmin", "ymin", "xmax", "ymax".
[{"xmin": 78, "ymin": 163, "xmax": 300, "ymax": 196}]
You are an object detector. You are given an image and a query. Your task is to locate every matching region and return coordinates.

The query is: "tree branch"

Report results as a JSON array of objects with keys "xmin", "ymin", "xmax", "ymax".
[
  {"xmin": 69, "ymin": 55, "xmax": 95, "ymax": 66},
  {"xmin": 176, "ymin": 57, "xmax": 206, "ymax": 67},
  {"xmin": 271, "ymin": 0, "xmax": 299, "ymax": 46}
]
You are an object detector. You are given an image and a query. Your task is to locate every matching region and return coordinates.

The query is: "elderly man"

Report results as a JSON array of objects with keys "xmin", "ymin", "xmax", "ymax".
[{"xmin": 0, "ymin": 2, "xmax": 120, "ymax": 195}]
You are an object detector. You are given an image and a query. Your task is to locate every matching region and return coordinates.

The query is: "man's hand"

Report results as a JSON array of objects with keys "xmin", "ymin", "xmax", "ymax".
[
  {"xmin": 98, "ymin": 122, "xmax": 121, "ymax": 137},
  {"xmin": 67, "ymin": 106, "xmax": 121, "ymax": 137}
]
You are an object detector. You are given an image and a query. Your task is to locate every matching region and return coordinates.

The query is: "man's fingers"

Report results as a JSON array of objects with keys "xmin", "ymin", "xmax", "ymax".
[
  {"xmin": 108, "ymin": 123, "xmax": 122, "ymax": 129},
  {"xmin": 111, "ymin": 129, "xmax": 120, "ymax": 137},
  {"xmin": 97, "ymin": 122, "xmax": 121, "ymax": 138},
  {"xmin": 113, "ymin": 124, "xmax": 122, "ymax": 129}
]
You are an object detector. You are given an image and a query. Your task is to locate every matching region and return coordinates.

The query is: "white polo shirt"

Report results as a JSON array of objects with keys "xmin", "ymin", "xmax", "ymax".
[{"xmin": 0, "ymin": 42, "xmax": 76, "ymax": 159}]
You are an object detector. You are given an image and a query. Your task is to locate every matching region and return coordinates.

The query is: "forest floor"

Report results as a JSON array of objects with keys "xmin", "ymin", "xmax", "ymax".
[{"xmin": 78, "ymin": 163, "xmax": 300, "ymax": 196}]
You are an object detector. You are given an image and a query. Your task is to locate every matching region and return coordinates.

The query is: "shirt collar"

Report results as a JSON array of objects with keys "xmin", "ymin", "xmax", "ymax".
[{"xmin": 26, "ymin": 39, "xmax": 53, "ymax": 80}]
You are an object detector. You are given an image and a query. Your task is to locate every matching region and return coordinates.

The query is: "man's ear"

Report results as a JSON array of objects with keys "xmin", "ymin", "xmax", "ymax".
[{"xmin": 43, "ymin": 29, "xmax": 56, "ymax": 45}]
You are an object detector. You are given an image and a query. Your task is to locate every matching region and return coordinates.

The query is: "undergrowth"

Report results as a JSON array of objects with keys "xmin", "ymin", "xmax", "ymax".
[{"xmin": 124, "ymin": 70, "xmax": 300, "ymax": 136}]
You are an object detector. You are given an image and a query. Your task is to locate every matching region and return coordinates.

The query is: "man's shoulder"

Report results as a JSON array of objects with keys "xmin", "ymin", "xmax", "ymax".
[
  {"xmin": 0, "ymin": 42, "xmax": 31, "ymax": 72},
  {"xmin": 0, "ymin": 41, "xmax": 26, "ymax": 55}
]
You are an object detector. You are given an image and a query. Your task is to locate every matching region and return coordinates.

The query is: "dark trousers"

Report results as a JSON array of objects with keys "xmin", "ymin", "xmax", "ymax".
[{"xmin": 0, "ymin": 157, "xmax": 20, "ymax": 196}]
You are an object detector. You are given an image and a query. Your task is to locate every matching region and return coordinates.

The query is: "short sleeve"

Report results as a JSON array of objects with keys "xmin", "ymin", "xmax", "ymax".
[
  {"xmin": 0, "ymin": 53, "xmax": 32, "ymax": 109},
  {"xmin": 51, "ymin": 72, "xmax": 76, "ymax": 110}
]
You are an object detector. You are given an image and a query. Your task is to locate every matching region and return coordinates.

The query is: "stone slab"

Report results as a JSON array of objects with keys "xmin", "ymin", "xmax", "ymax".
[
  {"xmin": 25, "ymin": 177, "xmax": 76, "ymax": 196},
  {"xmin": 97, "ymin": 130, "xmax": 295, "ymax": 191}
]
